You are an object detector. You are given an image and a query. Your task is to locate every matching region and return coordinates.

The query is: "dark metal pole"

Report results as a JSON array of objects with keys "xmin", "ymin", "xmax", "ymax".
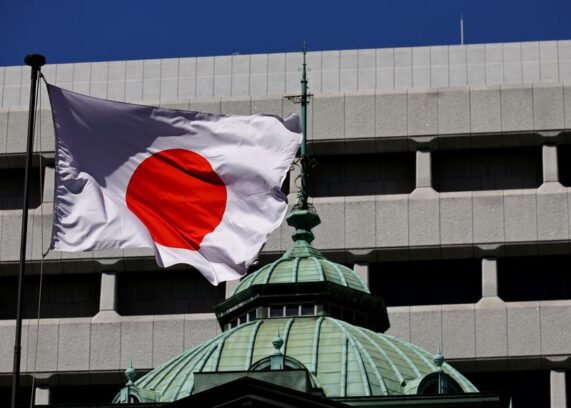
[
  {"xmin": 299, "ymin": 44, "xmax": 308, "ymax": 210},
  {"xmin": 11, "ymin": 53, "xmax": 46, "ymax": 408}
]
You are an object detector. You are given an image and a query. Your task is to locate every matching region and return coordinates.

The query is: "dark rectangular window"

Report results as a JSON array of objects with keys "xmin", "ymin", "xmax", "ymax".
[
  {"xmin": 309, "ymin": 153, "xmax": 415, "ymax": 197},
  {"xmin": 0, "ymin": 273, "xmax": 100, "ymax": 319},
  {"xmin": 432, "ymin": 147, "xmax": 542, "ymax": 192},
  {"xmin": 558, "ymin": 144, "xmax": 571, "ymax": 187},
  {"xmin": 269, "ymin": 305, "xmax": 283, "ymax": 317},
  {"xmin": 465, "ymin": 370, "xmax": 549, "ymax": 408},
  {"xmin": 369, "ymin": 259, "xmax": 482, "ymax": 307},
  {"xmin": 285, "ymin": 305, "xmax": 298, "ymax": 316},
  {"xmin": 498, "ymin": 255, "xmax": 571, "ymax": 302},
  {"xmin": 117, "ymin": 270, "xmax": 224, "ymax": 315},
  {"xmin": 50, "ymin": 384, "xmax": 123, "ymax": 405},
  {"xmin": 0, "ymin": 167, "xmax": 44, "ymax": 210}
]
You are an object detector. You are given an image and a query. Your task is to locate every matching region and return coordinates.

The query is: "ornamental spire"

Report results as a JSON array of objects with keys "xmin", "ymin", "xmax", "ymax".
[{"xmin": 285, "ymin": 43, "xmax": 321, "ymax": 244}]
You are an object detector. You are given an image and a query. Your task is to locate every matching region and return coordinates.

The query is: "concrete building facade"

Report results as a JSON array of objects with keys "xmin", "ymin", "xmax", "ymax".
[{"xmin": 0, "ymin": 40, "xmax": 570, "ymax": 407}]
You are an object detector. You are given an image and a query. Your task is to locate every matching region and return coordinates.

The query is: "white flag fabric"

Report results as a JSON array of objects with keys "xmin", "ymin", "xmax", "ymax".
[{"xmin": 47, "ymin": 84, "xmax": 301, "ymax": 285}]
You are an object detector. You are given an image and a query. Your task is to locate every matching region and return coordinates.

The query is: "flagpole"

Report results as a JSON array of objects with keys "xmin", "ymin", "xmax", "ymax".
[
  {"xmin": 11, "ymin": 53, "xmax": 46, "ymax": 408},
  {"xmin": 299, "ymin": 43, "xmax": 309, "ymax": 210}
]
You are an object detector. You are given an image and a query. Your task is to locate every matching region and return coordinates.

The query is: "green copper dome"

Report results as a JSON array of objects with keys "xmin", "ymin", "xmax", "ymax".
[
  {"xmin": 126, "ymin": 316, "xmax": 477, "ymax": 402},
  {"xmin": 232, "ymin": 247, "xmax": 369, "ymax": 296}
]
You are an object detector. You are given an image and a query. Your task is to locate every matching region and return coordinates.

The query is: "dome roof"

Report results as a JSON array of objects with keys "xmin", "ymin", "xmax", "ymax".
[
  {"xmin": 132, "ymin": 316, "xmax": 477, "ymax": 402},
  {"xmin": 232, "ymin": 245, "xmax": 369, "ymax": 296}
]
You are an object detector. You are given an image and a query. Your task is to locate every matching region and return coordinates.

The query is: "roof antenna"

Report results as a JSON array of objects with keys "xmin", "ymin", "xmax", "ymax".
[{"xmin": 460, "ymin": 14, "xmax": 464, "ymax": 45}]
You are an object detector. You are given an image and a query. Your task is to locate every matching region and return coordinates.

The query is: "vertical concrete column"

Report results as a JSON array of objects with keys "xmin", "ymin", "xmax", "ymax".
[
  {"xmin": 481, "ymin": 257, "xmax": 498, "ymax": 298},
  {"xmin": 415, "ymin": 149, "xmax": 432, "ymax": 188},
  {"xmin": 288, "ymin": 163, "xmax": 301, "ymax": 198},
  {"xmin": 99, "ymin": 272, "xmax": 117, "ymax": 312},
  {"xmin": 353, "ymin": 262, "xmax": 369, "ymax": 287},
  {"xmin": 550, "ymin": 369, "xmax": 567, "ymax": 408},
  {"xmin": 35, "ymin": 386, "xmax": 50, "ymax": 405},
  {"xmin": 542, "ymin": 144, "xmax": 559, "ymax": 183}
]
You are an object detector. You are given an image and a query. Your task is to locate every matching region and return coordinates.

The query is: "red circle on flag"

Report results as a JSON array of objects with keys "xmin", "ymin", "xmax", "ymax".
[{"xmin": 126, "ymin": 149, "xmax": 227, "ymax": 251}]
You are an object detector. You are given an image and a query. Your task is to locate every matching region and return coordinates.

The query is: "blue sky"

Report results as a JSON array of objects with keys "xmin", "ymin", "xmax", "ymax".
[{"xmin": 1, "ymin": 0, "xmax": 570, "ymax": 66}]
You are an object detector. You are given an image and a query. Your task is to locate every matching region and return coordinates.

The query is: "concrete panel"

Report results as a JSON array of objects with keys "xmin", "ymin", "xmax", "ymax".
[
  {"xmin": 3, "ymin": 86, "xmax": 21, "ymax": 107},
  {"xmin": 340, "ymin": 50, "xmax": 358, "ymax": 92},
  {"xmin": 357, "ymin": 49, "xmax": 376, "ymax": 90},
  {"xmin": 178, "ymin": 58, "xmax": 197, "ymax": 99},
  {"xmin": 120, "ymin": 316, "xmax": 153, "ymax": 369},
  {"xmin": 322, "ymin": 51, "xmax": 340, "ymax": 93},
  {"xmin": 312, "ymin": 95, "xmax": 344, "ymax": 140},
  {"xmin": 563, "ymin": 83, "xmax": 571, "ymax": 128},
  {"xmin": 285, "ymin": 53, "xmax": 303, "ymax": 95},
  {"xmin": 375, "ymin": 91, "xmax": 406, "ymax": 137},
  {"xmin": 559, "ymin": 41, "xmax": 571, "ymax": 81},
  {"xmin": 376, "ymin": 195, "xmax": 409, "ymax": 247},
  {"xmin": 221, "ymin": 98, "xmax": 251, "ymax": 115},
  {"xmin": 75, "ymin": 61, "xmax": 93, "ymax": 86},
  {"xmin": 7, "ymin": 108, "xmax": 27, "ymax": 154},
  {"xmin": 250, "ymin": 54, "xmax": 268, "ymax": 96},
  {"xmin": 475, "ymin": 298, "xmax": 508, "ymax": 358},
  {"xmin": 540, "ymin": 301, "xmax": 571, "ymax": 355},
  {"xmin": 267, "ymin": 53, "xmax": 286, "ymax": 95},
  {"xmin": 431, "ymin": 66, "xmax": 448, "ymax": 88},
  {"xmin": 407, "ymin": 90, "xmax": 438, "ymax": 135},
  {"xmin": 125, "ymin": 79, "xmax": 142, "ymax": 102},
  {"xmin": 0, "ymin": 321, "xmax": 14, "ymax": 372},
  {"xmin": 437, "ymin": 87, "xmax": 470, "ymax": 134},
  {"xmin": 413, "ymin": 67, "xmax": 430, "ymax": 88},
  {"xmin": 89, "ymin": 317, "xmax": 121, "ymax": 370},
  {"xmin": 439, "ymin": 192, "xmax": 473, "ymax": 245},
  {"xmin": 1, "ymin": 212, "xmax": 22, "ymax": 261},
  {"xmin": 183, "ymin": 315, "xmax": 220, "ymax": 350},
  {"xmin": 533, "ymin": 83, "xmax": 564, "ymax": 130},
  {"xmin": 540, "ymin": 41, "xmax": 559, "ymax": 82},
  {"xmin": 500, "ymin": 84, "xmax": 533, "ymax": 131},
  {"xmin": 408, "ymin": 188, "xmax": 439, "ymax": 246},
  {"xmin": 394, "ymin": 48, "xmax": 412, "ymax": 89},
  {"xmin": 56, "ymin": 63, "xmax": 74, "ymax": 87},
  {"xmin": 344, "ymin": 197, "xmax": 375, "ymax": 249},
  {"xmin": 345, "ymin": 92, "xmax": 374, "ymax": 140},
  {"xmin": 196, "ymin": 57, "xmax": 215, "ymax": 98},
  {"xmin": 386, "ymin": 307, "xmax": 410, "ymax": 341},
  {"xmin": 0, "ymin": 109, "xmax": 7, "ymax": 156},
  {"xmin": 25, "ymin": 319, "xmax": 59, "ymax": 372},
  {"xmin": 537, "ymin": 184, "xmax": 569, "ymax": 241},
  {"xmin": 189, "ymin": 98, "xmax": 221, "ymax": 114},
  {"xmin": 232, "ymin": 55, "xmax": 250, "ymax": 96},
  {"xmin": 306, "ymin": 51, "xmax": 322, "ymax": 94},
  {"xmin": 312, "ymin": 198, "xmax": 345, "ymax": 250},
  {"xmin": 410, "ymin": 305, "xmax": 442, "ymax": 353},
  {"xmin": 470, "ymin": 86, "xmax": 501, "ymax": 133},
  {"xmin": 504, "ymin": 190, "xmax": 538, "ymax": 243},
  {"xmin": 57, "ymin": 318, "xmax": 91, "ymax": 371},
  {"xmin": 251, "ymin": 96, "xmax": 282, "ymax": 116},
  {"xmin": 160, "ymin": 78, "xmax": 178, "ymax": 103},
  {"xmin": 441, "ymin": 305, "xmax": 476, "ymax": 360},
  {"xmin": 376, "ymin": 48, "xmax": 394, "ymax": 89},
  {"xmin": 152, "ymin": 316, "xmax": 185, "ymax": 367},
  {"xmin": 506, "ymin": 302, "xmax": 541, "ymax": 357}
]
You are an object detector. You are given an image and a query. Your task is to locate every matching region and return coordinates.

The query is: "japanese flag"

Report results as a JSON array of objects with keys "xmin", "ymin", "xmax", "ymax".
[{"xmin": 47, "ymin": 84, "xmax": 301, "ymax": 285}]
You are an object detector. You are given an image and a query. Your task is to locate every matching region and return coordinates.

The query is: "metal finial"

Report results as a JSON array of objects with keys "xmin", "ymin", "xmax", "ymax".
[
  {"xmin": 298, "ymin": 42, "xmax": 309, "ymax": 210},
  {"xmin": 125, "ymin": 359, "xmax": 137, "ymax": 385},
  {"xmin": 433, "ymin": 349, "xmax": 445, "ymax": 372},
  {"xmin": 272, "ymin": 332, "xmax": 284, "ymax": 354}
]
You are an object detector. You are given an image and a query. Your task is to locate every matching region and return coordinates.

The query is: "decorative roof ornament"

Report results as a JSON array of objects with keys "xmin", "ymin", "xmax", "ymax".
[
  {"xmin": 433, "ymin": 348, "xmax": 445, "ymax": 373},
  {"xmin": 125, "ymin": 359, "xmax": 136, "ymax": 385}
]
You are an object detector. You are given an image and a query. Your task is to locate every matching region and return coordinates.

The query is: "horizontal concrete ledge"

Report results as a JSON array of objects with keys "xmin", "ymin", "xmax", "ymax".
[
  {"xmin": 0, "ymin": 313, "xmax": 220, "ymax": 375},
  {"xmin": 3, "ymin": 82, "xmax": 571, "ymax": 158},
  {"xmin": 0, "ymin": 186, "xmax": 570, "ymax": 269},
  {"xmin": 387, "ymin": 299, "xmax": 571, "ymax": 362}
]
